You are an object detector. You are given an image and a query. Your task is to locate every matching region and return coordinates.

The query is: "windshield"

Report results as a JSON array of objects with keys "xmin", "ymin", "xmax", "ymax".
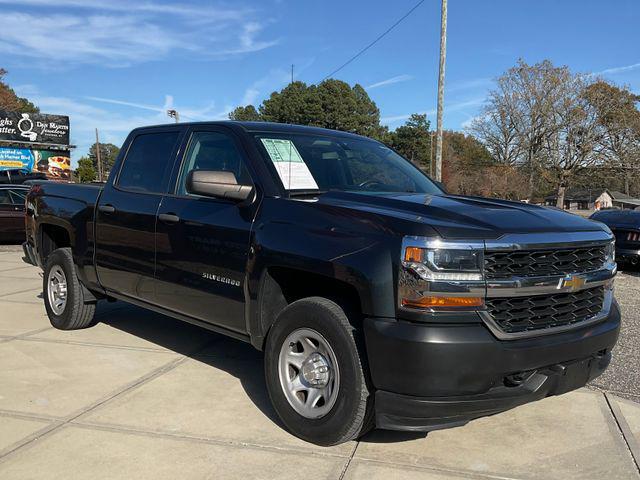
[{"xmin": 253, "ymin": 133, "xmax": 442, "ymax": 195}]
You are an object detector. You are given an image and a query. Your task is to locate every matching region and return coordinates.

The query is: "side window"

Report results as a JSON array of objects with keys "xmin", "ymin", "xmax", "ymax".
[
  {"xmin": 176, "ymin": 131, "xmax": 252, "ymax": 196},
  {"xmin": 9, "ymin": 189, "xmax": 26, "ymax": 204},
  {"xmin": 117, "ymin": 131, "xmax": 180, "ymax": 194},
  {"xmin": 0, "ymin": 190, "xmax": 10, "ymax": 205}
]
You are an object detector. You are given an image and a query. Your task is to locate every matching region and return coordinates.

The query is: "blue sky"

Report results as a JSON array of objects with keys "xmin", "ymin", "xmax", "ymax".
[{"xmin": 1, "ymin": 0, "xmax": 639, "ymax": 164}]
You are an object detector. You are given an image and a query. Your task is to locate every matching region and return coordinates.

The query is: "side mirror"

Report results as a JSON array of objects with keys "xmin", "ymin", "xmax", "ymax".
[{"xmin": 186, "ymin": 170, "xmax": 253, "ymax": 201}]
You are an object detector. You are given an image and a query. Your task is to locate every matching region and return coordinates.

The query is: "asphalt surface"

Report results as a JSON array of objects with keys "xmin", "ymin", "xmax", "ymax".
[
  {"xmin": 590, "ymin": 265, "xmax": 640, "ymax": 403},
  {"xmin": 2, "ymin": 242, "xmax": 637, "ymax": 403}
]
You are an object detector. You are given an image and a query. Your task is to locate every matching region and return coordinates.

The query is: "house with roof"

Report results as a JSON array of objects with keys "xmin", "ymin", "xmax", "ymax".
[
  {"xmin": 596, "ymin": 190, "xmax": 640, "ymax": 209},
  {"xmin": 544, "ymin": 189, "xmax": 640, "ymax": 210}
]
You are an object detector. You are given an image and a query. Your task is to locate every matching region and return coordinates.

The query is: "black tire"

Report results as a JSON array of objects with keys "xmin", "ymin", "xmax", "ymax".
[
  {"xmin": 264, "ymin": 297, "xmax": 374, "ymax": 446},
  {"xmin": 43, "ymin": 247, "xmax": 97, "ymax": 330}
]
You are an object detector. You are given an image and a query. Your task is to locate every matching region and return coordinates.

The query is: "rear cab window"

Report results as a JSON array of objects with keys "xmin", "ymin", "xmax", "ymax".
[{"xmin": 116, "ymin": 131, "xmax": 181, "ymax": 194}]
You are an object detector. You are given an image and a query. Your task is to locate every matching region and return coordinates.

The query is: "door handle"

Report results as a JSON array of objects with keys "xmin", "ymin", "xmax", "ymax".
[
  {"xmin": 158, "ymin": 213, "xmax": 180, "ymax": 224},
  {"xmin": 98, "ymin": 204, "xmax": 116, "ymax": 214}
]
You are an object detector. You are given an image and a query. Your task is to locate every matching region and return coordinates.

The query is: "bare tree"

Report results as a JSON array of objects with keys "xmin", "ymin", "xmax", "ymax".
[
  {"xmin": 469, "ymin": 98, "xmax": 522, "ymax": 166},
  {"xmin": 469, "ymin": 60, "xmax": 618, "ymax": 206},
  {"xmin": 472, "ymin": 60, "xmax": 577, "ymax": 200},
  {"xmin": 584, "ymin": 81, "xmax": 640, "ymax": 194},
  {"xmin": 542, "ymin": 74, "xmax": 603, "ymax": 208}
]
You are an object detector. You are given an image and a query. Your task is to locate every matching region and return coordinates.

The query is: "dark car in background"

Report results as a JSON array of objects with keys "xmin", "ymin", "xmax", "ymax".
[
  {"xmin": 0, "ymin": 184, "xmax": 29, "ymax": 243},
  {"xmin": 591, "ymin": 209, "xmax": 640, "ymax": 265}
]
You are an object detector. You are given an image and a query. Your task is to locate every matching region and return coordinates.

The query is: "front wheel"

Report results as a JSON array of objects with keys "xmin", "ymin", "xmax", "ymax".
[
  {"xmin": 43, "ymin": 248, "xmax": 97, "ymax": 330},
  {"xmin": 264, "ymin": 297, "xmax": 374, "ymax": 446}
]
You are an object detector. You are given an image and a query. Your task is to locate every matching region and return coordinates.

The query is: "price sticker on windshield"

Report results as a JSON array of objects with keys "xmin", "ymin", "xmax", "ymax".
[{"xmin": 260, "ymin": 138, "xmax": 319, "ymax": 190}]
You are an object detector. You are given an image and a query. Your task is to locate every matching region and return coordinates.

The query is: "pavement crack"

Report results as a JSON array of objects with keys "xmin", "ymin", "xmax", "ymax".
[
  {"xmin": 604, "ymin": 392, "xmax": 640, "ymax": 474},
  {"xmin": 0, "ymin": 326, "xmax": 53, "ymax": 344},
  {"xmin": 0, "ymin": 336, "xmax": 220, "ymax": 464},
  {"xmin": 338, "ymin": 440, "xmax": 358, "ymax": 480}
]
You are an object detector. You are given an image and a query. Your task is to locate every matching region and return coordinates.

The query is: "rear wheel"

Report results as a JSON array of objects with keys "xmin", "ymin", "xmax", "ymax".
[
  {"xmin": 43, "ymin": 248, "xmax": 96, "ymax": 330},
  {"xmin": 264, "ymin": 297, "xmax": 374, "ymax": 445}
]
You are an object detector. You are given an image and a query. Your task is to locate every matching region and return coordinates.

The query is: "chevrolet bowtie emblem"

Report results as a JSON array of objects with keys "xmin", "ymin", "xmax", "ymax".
[{"xmin": 562, "ymin": 275, "xmax": 586, "ymax": 291}]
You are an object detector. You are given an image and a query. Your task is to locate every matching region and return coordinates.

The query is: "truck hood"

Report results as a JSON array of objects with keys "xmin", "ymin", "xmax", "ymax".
[{"xmin": 316, "ymin": 191, "xmax": 605, "ymax": 239}]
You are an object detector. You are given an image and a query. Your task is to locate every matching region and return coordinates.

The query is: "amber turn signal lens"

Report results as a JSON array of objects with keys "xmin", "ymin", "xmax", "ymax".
[
  {"xmin": 404, "ymin": 246, "xmax": 424, "ymax": 263},
  {"xmin": 402, "ymin": 296, "xmax": 484, "ymax": 308}
]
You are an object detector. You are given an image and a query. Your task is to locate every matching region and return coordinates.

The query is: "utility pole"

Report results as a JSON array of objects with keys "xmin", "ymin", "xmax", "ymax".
[
  {"xmin": 429, "ymin": 131, "xmax": 435, "ymax": 177},
  {"xmin": 95, "ymin": 128, "xmax": 103, "ymax": 182},
  {"xmin": 291, "ymin": 64, "xmax": 294, "ymax": 84},
  {"xmin": 434, "ymin": 0, "xmax": 448, "ymax": 182},
  {"xmin": 167, "ymin": 109, "xmax": 180, "ymax": 123}
]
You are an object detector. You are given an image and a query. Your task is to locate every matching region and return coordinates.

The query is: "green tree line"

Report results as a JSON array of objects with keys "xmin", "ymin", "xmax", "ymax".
[{"xmin": 4, "ymin": 63, "xmax": 637, "ymax": 203}]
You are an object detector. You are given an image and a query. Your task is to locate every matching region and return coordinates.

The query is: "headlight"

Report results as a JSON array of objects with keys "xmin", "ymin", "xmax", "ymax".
[
  {"xmin": 400, "ymin": 237, "xmax": 484, "ymax": 310},
  {"xmin": 405, "ymin": 246, "xmax": 483, "ymax": 281},
  {"xmin": 604, "ymin": 240, "xmax": 615, "ymax": 265}
]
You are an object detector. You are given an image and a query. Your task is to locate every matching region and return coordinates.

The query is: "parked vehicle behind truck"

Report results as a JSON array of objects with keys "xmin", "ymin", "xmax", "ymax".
[
  {"xmin": 0, "ymin": 184, "xmax": 29, "ymax": 243},
  {"xmin": 591, "ymin": 208, "xmax": 640, "ymax": 266},
  {"xmin": 23, "ymin": 121, "xmax": 620, "ymax": 445}
]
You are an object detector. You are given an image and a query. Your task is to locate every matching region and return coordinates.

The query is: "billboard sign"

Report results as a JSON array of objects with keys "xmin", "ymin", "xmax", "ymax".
[
  {"xmin": 0, "ymin": 110, "xmax": 70, "ymax": 146},
  {"xmin": 36, "ymin": 150, "xmax": 71, "ymax": 179},
  {"xmin": 0, "ymin": 147, "xmax": 70, "ymax": 179},
  {"xmin": 0, "ymin": 148, "xmax": 35, "ymax": 171}
]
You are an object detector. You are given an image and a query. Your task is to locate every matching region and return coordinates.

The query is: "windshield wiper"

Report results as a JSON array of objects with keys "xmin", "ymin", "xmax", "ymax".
[{"xmin": 288, "ymin": 190, "xmax": 327, "ymax": 198}]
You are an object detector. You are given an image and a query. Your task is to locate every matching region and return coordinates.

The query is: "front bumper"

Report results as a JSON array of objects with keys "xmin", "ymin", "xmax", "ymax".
[{"xmin": 364, "ymin": 300, "xmax": 621, "ymax": 431}]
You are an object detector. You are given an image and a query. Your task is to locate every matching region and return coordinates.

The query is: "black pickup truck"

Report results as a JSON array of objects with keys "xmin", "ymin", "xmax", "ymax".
[{"xmin": 23, "ymin": 121, "xmax": 620, "ymax": 446}]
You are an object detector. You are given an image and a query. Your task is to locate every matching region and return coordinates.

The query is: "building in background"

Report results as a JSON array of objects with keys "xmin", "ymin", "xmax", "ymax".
[
  {"xmin": 545, "ymin": 189, "xmax": 640, "ymax": 211},
  {"xmin": 0, "ymin": 110, "xmax": 73, "ymax": 183},
  {"xmin": 594, "ymin": 190, "xmax": 640, "ymax": 210}
]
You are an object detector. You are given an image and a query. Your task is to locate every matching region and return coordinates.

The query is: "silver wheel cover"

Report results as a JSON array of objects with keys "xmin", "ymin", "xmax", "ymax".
[
  {"xmin": 278, "ymin": 328, "xmax": 340, "ymax": 419},
  {"xmin": 47, "ymin": 265, "xmax": 68, "ymax": 315}
]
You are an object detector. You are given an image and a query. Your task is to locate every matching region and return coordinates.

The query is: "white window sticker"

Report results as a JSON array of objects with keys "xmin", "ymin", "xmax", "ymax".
[{"xmin": 260, "ymin": 138, "xmax": 319, "ymax": 190}]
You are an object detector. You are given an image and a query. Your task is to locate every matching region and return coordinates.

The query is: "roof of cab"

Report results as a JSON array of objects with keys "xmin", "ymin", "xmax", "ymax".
[{"xmin": 131, "ymin": 121, "xmax": 371, "ymax": 141}]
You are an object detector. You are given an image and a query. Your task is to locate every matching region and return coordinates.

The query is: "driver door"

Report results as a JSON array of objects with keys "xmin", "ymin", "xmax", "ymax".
[{"xmin": 154, "ymin": 126, "xmax": 259, "ymax": 333}]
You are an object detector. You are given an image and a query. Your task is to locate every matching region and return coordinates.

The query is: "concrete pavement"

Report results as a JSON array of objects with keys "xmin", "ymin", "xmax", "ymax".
[{"xmin": 0, "ymin": 249, "xmax": 639, "ymax": 479}]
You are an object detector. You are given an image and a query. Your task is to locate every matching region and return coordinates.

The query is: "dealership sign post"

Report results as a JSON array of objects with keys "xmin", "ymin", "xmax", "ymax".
[{"xmin": 0, "ymin": 110, "xmax": 73, "ymax": 181}]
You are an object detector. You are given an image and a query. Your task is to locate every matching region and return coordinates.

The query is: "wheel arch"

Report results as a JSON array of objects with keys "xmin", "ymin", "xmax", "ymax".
[
  {"xmin": 38, "ymin": 222, "xmax": 72, "ymax": 264},
  {"xmin": 253, "ymin": 266, "xmax": 364, "ymax": 350}
]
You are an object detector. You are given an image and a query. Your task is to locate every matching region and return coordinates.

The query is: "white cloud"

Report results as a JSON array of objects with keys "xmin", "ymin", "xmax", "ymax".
[
  {"xmin": 15, "ymin": 86, "xmax": 230, "ymax": 165},
  {"xmin": 447, "ymin": 77, "xmax": 492, "ymax": 93},
  {"xmin": 365, "ymin": 74, "xmax": 413, "ymax": 90},
  {"xmin": 461, "ymin": 113, "xmax": 484, "ymax": 130},
  {"xmin": 85, "ymin": 96, "xmax": 166, "ymax": 114},
  {"xmin": 0, "ymin": 13, "xmax": 183, "ymax": 65},
  {"xmin": 237, "ymin": 58, "xmax": 318, "ymax": 107},
  {"xmin": 595, "ymin": 62, "xmax": 640, "ymax": 76},
  {"xmin": 240, "ymin": 68, "xmax": 291, "ymax": 106},
  {"xmin": 84, "ymin": 95, "xmax": 229, "ymax": 122},
  {"xmin": 0, "ymin": 2, "xmax": 277, "ymax": 66},
  {"xmin": 380, "ymin": 113, "xmax": 416, "ymax": 123},
  {"xmin": 0, "ymin": 0, "xmax": 251, "ymax": 23},
  {"xmin": 381, "ymin": 98, "xmax": 486, "ymax": 126},
  {"xmin": 229, "ymin": 22, "xmax": 279, "ymax": 56}
]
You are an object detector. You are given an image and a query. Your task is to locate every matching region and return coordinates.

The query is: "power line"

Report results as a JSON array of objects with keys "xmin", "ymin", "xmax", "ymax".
[{"xmin": 320, "ymin": 0, "xmax": 425, "ymax": 82}]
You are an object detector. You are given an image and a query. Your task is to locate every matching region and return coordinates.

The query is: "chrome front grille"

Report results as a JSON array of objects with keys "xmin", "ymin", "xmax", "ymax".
[
  {"xmin": 484, "ymin": 246, "xmax": 606, "ymax": 279},
  {"xmin": 485, "ymin": 286, "xmax": 605, "ymax": 334}
]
